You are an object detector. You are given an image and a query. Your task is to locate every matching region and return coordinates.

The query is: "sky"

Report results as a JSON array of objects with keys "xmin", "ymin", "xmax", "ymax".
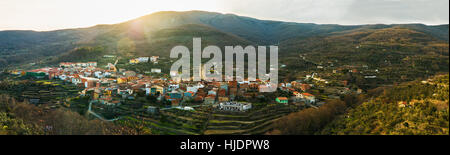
[{"xmin": 0, "ymin": 0, "xmax": 448, "ymax": 31}]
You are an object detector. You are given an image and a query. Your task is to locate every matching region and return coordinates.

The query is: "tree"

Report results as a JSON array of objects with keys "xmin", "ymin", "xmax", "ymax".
[{"xmin": 269, "ymin": 99, "xmax": 346, "ymax": 135}]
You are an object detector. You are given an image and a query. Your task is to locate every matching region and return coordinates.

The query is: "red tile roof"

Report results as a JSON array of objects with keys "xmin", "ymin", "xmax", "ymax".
[
  {"xmin": 302, "ymin": 93, "xmax": 314, "ymax": 97},
  {"xmin": 277, "ymin": 97, "xmax": 288, "ymax": 100}
]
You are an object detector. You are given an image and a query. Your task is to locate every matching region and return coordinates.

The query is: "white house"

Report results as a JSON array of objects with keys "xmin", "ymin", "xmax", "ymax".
[
  {"xmin": 208, "ymin": 90, "xmax": 217, "ymax": 96},
  {"xmin": 59, "ymin": 75, "xmax": 67, "ymax": 81},
  {"xmin": 219, "ymin": 102, "xmax": 252, "ymax": 112},
  {"xmin": 151, "ymin": 68, "xmax": 162, "ymax": 73},
  {"xmin": 72, "ymin": 78, "xmax": 82, "ymax": 85},
  {"xmin": 145, "ymin": 88, "xmax": 151, "ymax": 96},
  {"xmin": 138, "ymin": 57, "xmax": 149, "ymax": 63},
  {"xmin": 187, "ymin": 86, "xmax": 199, "ymax": 93},
  {"xmin": 88, "ymin": 62, "xmax": 97, "ymax": 67},
  {"xmin": 150, "ymin": 56, "xmax": 159, "ymax": 62},
  {"xmin": 300, "ymin": 93, "xmax": 316, "ymax": 104},
  {"xmin": 94, "ymin": 71, "xmax": 103, "ymax": 78},
  {"xmin": 168, "ymin": 84, "xmax": 180, "ymax": 91}
]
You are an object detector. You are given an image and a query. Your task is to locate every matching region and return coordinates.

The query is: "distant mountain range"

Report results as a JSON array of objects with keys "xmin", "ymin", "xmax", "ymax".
[{"xmin": 0, "ymin": 10, "xmax": 448, "ymax": 69}]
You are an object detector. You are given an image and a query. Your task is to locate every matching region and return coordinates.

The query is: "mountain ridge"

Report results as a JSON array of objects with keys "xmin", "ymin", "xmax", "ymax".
[{"xmin": 0, "ymin": 10, "xmax": 448, "ymax": 69}]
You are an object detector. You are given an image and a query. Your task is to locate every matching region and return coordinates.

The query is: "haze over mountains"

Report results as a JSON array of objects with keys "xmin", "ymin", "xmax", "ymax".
[{"xmin": 0, "ymin": 10, "xmax": 448, "ymax": 69}]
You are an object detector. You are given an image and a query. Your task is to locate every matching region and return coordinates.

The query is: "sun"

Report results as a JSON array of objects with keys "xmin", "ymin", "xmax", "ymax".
[{"xmin": 0, "ymin": 0, "xmax": 226, "ymax": 31}]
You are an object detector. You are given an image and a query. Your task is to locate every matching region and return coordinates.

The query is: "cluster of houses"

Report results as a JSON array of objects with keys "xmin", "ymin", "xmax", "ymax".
[
  {"xmin": 129, "ymin": 56, "xmax": 159, "ymax": 64},
  {"xmin": 151, "ymin": 80, "xmax": 262, "ymax": 107},
  {"xmin": 276, "ymin": 81, "xmax": 317, "ymax": 106},
  {"xmin": 11, "ymin": 60, "xmax": 322, "ymax": 111},
  {"xmin": 60, "ymin": 62, "xmax": 98, "ymax": 68}
]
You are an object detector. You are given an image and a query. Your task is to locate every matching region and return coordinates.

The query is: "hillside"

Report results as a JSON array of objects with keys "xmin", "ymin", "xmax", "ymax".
[
  {"xmin": 278, "ymin": 26, "xmax": 449, "ymax": 85},
  {"xmin": 267, "ymin": 74, "xmax": 449, "ymax": 135},
  {"xmin": 49, "ymin": 24, "xmax": 253, "ymax": 63},
  {"xmin": 0, "ymin": 11, "xmax": 448, "ymax": 70},
  {"xmin": 320, "ymin": 74, "xmax": 449, "ymax": 135}
]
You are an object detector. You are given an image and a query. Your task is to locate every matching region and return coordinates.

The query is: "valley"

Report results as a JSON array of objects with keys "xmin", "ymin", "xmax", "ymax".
[{"xmin": 0, "ymin": 11, "xmax": 448, "ymax": 135}]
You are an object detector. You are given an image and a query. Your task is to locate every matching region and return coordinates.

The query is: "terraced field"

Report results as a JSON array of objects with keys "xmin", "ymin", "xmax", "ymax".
[
  {"xmin": 117, "ymin": 103, "xmax": 299, "ymax": 135},
  {"xmin": 204, "ymin": 104, "xmax": 296, "ymax": 135},
  {"xmin": 0, "ymin": 79, "xmax": 81, "ymax": 104}
]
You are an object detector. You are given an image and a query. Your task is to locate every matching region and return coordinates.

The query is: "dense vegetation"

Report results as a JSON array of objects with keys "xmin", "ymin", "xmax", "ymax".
[
  {"xmin": 321, "ymin": 75, "xmax": 449, "ymax": 135},
  {"xmin": 278, "ymin": 26, "xmax": 449, "ymax": 91},
  {"xmin": 267, "ymin": 94, "xmax": 367, "ymax": 135},
  {"xmin": 0, "ymin": 94, "xmax": 137, "ymax": 135},
  {"xmin": 269, "ymin": 74, "xmax": 449, "ymax": 135},
  {"xmin": 267, "ymin": 99, "xmax": 347, "ymax": 135}
]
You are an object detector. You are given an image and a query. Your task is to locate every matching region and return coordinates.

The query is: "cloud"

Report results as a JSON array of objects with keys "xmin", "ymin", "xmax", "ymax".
[
  {"xmin": 341, "ymin": 0, "xmax": 450, "ymax": 25},
  {"xmin": 222, "ymin": 0, "xmax": 449, "ymax": 25},
  {"xmin": 0, "ymin": 0, "xmax": 448, "ymax": 31}
]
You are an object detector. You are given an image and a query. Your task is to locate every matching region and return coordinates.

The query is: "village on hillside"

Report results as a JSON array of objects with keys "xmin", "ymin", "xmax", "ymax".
[
  {"xmin": 2, "ymin": 54, "xmax": 371, "ymax": 134},
  {"xmin": 7, "ymin": 54, "xmax": 370, "ymax": 110}
]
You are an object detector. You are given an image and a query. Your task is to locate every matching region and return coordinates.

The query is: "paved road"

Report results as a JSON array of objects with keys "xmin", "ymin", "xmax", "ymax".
[
  {"xmin": 88, "ymin": 100, "xmax": 121, "ymax": 122},
  {"xmin": 160, "ymin": 104, "xmax": 210, "ymax": 111}
]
